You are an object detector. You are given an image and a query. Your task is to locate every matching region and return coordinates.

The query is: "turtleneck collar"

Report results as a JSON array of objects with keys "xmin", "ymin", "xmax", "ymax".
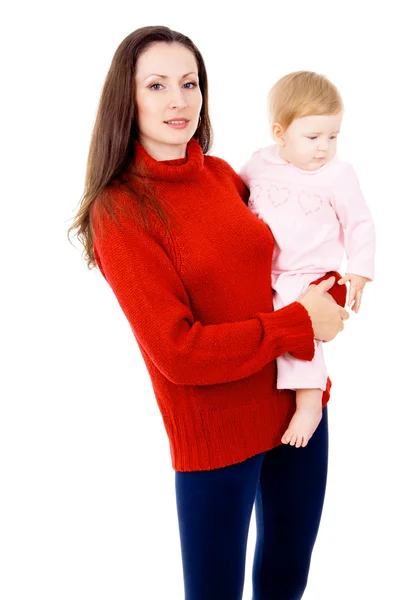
[{"xmin": 132, "ymin": 137, "xmax": 204, "ymax": 183}]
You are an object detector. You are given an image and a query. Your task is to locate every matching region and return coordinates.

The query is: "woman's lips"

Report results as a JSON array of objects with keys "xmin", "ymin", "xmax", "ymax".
[{"xmin": 164, "ymin": 119, "xmax": 190, "ymax": 129}]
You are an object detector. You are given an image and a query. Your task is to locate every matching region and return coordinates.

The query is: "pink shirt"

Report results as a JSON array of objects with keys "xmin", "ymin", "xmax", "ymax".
[{"xmin": 240, "ymin": 145, "xmax": 375, "ymax": 280}]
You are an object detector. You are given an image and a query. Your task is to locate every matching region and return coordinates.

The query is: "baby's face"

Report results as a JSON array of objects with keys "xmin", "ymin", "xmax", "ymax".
[{"xmin": 280, "ymin": 113, "xmax": 342, "ymax": 171}]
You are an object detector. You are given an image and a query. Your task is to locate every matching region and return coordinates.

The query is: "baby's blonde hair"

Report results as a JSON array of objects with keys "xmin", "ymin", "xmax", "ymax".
[{"xmin": 268, "ymin": 71, "xmax": 344, "ymax": 129}]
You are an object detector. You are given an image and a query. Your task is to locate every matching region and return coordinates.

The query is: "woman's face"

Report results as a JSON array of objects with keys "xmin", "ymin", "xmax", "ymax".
[{"xmin": 135, "ymin": 42, "xmax": 203, "ymax": 160}]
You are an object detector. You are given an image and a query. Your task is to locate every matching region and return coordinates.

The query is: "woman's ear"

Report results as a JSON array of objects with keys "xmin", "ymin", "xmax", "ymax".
[{"xmin": 272, "ymin": 122, "xmax": 285, "ymax": 147}]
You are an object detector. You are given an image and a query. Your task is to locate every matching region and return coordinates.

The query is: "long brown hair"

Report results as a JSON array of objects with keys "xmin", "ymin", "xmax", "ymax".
[{"xmin": 67, "ymin": 26, "xmax": 213, "ymax": 269}]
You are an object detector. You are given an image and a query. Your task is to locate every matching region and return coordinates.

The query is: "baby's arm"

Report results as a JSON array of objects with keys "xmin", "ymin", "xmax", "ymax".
[
  {"xmin": 331, "ymin": 162, "xmax": 376, "ymax": 312},
  {"xmin": 337, "ymin": 273, "xmax": 368, "ymax": 313}
]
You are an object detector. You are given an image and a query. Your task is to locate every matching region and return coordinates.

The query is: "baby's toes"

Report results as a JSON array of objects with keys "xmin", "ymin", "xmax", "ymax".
[{"xmin": 282, "ymin": 430, "xmax": 293, "ymax": 444}]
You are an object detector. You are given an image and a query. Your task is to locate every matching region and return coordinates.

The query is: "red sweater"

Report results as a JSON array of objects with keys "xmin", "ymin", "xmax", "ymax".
[{"xmin": 92, "ymin": 137, "xmax": 336, "ymax": 472}]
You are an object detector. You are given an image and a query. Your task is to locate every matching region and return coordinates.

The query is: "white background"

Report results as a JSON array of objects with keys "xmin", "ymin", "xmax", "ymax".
[{"xmin": 1, "ymin": 1, "xmax": 397, "ymax": 598}]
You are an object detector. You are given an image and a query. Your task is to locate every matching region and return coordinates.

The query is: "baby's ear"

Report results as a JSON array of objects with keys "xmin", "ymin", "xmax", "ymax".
[{"xmin": 272, "ymin": 122, "xmax": 285, "ymax": 146}]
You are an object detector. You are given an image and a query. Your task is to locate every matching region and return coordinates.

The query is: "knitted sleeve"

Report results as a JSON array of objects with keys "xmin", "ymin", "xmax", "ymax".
[
  {"xmin": 92, "ymin": 199, "xmax": 315, "ymax": 386},
  {"xmin": 226, "ymin": 163, "xmax": 250, "ymax": 206},
  {"xmin": 206, "ymin": 156, "xmax": 250, "ymax": 205}
]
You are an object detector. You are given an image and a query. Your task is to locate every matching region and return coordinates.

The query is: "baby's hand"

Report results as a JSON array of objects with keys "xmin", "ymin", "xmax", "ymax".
[{"xmin": 337, "ymin": 273, "xmax": 369, "ymax": 313}]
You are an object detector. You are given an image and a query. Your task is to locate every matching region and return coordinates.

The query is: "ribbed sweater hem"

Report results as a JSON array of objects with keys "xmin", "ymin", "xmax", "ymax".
[{"xmin": 164, "ymin": 379, "xmax": 331, "ymax": 471}]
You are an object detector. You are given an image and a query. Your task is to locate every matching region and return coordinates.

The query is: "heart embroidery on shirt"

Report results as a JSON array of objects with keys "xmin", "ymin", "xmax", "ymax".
[
  {"xmin": 298, "ymin": 191, "xmax": 323, "ymax": 215},
  {"xmin": 268, "ymin": 185, "xmax": 290, "ymax": 207}
]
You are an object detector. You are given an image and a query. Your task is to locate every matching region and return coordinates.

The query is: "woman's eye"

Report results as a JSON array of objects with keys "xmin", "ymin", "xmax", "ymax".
[
  {"xmin": 308, "ymin": 136, "xmax": 318, "ymax": 140},
  {"xmin": 149, "ymin": 82, "xmax": 197, "ymax": 90}
]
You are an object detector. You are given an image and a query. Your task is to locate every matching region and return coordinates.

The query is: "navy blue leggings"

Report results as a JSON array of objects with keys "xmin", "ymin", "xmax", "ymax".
[{"xmin": 175, "ymin": 407, "xmax": 328, "ymax": 600}]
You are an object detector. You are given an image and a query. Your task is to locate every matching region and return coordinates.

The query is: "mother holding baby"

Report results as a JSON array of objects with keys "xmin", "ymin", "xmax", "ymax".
[{"xmin": 68, "ymin": 25, "xmax": 351, "ymax": 600}]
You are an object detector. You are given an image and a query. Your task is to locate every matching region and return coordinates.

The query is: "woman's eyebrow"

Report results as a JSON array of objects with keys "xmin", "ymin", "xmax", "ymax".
[{"xmin": 144, "ymin": 72, "xmax": 198, "ymax": 80}]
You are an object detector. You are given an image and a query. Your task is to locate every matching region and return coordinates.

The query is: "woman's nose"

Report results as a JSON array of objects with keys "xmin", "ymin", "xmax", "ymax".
[{"xmin": 169, "ymin": 88, "xmax": 187, "ymax": 109}]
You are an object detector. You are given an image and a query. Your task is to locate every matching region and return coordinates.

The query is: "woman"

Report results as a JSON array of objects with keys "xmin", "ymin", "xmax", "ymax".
[{"xmin": 68, "ymin": 26, "xmax": 349, "ymax": 600}]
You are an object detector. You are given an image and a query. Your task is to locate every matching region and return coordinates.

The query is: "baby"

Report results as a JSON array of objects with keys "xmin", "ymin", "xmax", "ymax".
[{"xmin": 240, "ymin": 71, "xmax": 375, "ymax": 449}]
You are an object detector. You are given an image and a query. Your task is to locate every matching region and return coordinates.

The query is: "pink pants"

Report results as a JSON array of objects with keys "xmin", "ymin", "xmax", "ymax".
[{"xmin": 272, "ymin": 270, "xmax": 346, "ymax": 391}]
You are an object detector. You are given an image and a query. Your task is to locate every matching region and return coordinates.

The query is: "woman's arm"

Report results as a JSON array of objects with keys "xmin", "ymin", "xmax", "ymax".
[{"xmin": 92, "ymin": 198, "xmax": 345, "ymax": 386}]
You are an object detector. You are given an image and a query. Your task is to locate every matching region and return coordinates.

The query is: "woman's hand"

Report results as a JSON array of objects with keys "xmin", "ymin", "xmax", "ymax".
[{"xmin": 298, "ymin": 276, "xmax": 349, "ymax": 342}]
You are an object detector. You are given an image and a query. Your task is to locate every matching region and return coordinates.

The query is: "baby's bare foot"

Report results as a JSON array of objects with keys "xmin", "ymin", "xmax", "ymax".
[{"xmin": 281, "ymin": 408, "xmax": 322, "ymax": 448}]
